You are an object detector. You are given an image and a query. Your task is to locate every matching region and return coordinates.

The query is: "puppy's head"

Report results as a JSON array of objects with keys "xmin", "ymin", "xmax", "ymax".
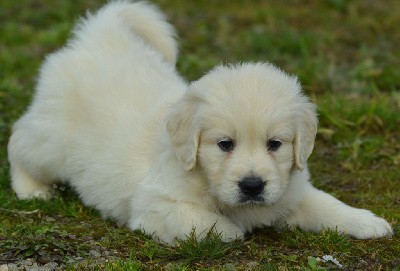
[{"xmin": 167, "ymin": 63, "xmax": 317, "ymax": 207}]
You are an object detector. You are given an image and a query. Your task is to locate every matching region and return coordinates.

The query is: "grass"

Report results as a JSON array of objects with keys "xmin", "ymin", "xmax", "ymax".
[{"xmin": 1, "ymin": 0, "xmax": 399, "ymax": 270}]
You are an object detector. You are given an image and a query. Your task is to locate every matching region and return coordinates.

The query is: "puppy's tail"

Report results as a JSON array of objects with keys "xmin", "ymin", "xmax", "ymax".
[{"xmin": 71, "ymin": 1, "xmax": 178, "ymax": 64}]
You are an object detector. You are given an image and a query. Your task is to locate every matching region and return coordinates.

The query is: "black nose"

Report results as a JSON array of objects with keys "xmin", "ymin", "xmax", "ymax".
[{"xmin": 238, "ymin": 176, "xmax": 265, "ymax": 197}]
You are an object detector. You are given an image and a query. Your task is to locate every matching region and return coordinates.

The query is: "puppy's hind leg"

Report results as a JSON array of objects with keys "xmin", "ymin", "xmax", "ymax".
[
  {"xmin": 8, "ymin": 123, "xmax": 57, "ymax": 200},
  {"xmin": 10, "ymin": 163, "xmax": 52, "ymax": 200}
]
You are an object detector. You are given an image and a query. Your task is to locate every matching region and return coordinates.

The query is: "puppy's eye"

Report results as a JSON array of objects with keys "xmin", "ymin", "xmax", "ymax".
[
  {"xmin": 218, "ymin": 139, "xmax": 235, "ymax": 152},
  {"xmin": 267, "ymin": 139, "xmax": 282, "ymax": 151}
]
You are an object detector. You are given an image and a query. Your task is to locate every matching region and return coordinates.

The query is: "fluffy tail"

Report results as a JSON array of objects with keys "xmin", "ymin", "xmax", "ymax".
[{"xmin": 71, "ymin": 1, "xmax": 178, "ymax": 64}]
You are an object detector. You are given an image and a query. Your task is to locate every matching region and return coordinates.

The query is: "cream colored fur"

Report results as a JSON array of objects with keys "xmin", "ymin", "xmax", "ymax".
[{"xmin": 8, "ymin": 1, "xmax": 393, "ymax": 244}]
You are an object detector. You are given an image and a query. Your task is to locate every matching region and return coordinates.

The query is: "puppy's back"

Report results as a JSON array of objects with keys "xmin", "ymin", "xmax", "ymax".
[{"xmin": 7, "ymin": 1, "xmax": 185, "ymax": 211}]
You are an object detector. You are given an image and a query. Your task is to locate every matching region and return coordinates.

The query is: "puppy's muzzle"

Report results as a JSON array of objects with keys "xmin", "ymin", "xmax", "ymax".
[{"xmin": 238, "ymin": 176, "xmax": 265, "ymax": 198}]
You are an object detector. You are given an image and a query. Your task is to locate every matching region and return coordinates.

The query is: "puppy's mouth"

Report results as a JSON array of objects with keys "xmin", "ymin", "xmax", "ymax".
[{"xmin": 238, "ymin": 195, "xmax": 266, "ymax": 206}]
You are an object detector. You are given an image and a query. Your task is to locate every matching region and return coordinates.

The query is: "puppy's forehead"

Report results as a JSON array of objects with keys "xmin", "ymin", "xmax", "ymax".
[
  {"xmin": 192, "ymin": 63, "xmax": 300, "ymax": 107},
  {"xmin": 192, "ymin": 63, "xmax": 302, "ymax": 133}
]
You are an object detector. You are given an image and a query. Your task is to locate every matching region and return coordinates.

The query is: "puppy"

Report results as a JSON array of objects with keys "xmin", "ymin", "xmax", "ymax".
[{"xmin": 8, "ymin": 1, "xmax": 393, "ymax": 244}]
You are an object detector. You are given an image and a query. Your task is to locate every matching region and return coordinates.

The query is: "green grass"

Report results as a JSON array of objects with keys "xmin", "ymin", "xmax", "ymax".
[{"xmin": 1, "ymin": 0, "xmax": 399, "ymax": 270}]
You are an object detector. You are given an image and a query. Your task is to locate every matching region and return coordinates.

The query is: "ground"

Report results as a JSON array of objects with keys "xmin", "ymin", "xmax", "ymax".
[{"xmin": 0, "ymin": 0, "xmax": 399, "ymax": 270}]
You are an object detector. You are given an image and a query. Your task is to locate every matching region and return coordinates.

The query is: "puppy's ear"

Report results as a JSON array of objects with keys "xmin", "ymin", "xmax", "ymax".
[
  {"xmin": 293, "ymin": 101, "xmax": 318, "ymax": 170},
  {"xmin": 166, "ymin": 93, "xmax": 200, "ymax": 171}
]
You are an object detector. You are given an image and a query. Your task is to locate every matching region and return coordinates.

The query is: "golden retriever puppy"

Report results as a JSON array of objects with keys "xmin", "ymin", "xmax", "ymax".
[{"xmin": 8, "ymin": 1, "xmax": 393, "ymax": 244}]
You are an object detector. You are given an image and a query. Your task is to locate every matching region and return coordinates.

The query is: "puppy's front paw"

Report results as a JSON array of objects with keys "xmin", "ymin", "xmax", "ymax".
[
  {"xmin": 212, "ymin": 221, "xmax": 244, "ymax": 242},
  {"xmin": 129, "ymin": 205, "xmax": 244, "ymax": 245},
  {"xmin": 176, "ymin": 219, "xmax": 244, "ymax": 243},
  {"xmin": 340, "ymin": 209, "xmax": 393, "ymax": 239}
]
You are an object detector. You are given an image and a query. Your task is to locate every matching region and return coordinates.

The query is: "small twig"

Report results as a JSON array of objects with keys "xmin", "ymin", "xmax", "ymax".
[
  {"xmin": 0, "ymin": 259, "xmax": 20, "ymax": 264},
  {"xmin": 0, "ymin": 208, "xmax": 39, "ymax": 215}
]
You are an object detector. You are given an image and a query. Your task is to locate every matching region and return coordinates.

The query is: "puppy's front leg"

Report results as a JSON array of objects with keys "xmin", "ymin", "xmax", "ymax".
[
  {"xmin": 129, "ymin": 201, "xmax": 244, "ymax": 245},
  {"xmin": 283, "ymin": 186, "xmax": 393, "ymax": 239}
]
